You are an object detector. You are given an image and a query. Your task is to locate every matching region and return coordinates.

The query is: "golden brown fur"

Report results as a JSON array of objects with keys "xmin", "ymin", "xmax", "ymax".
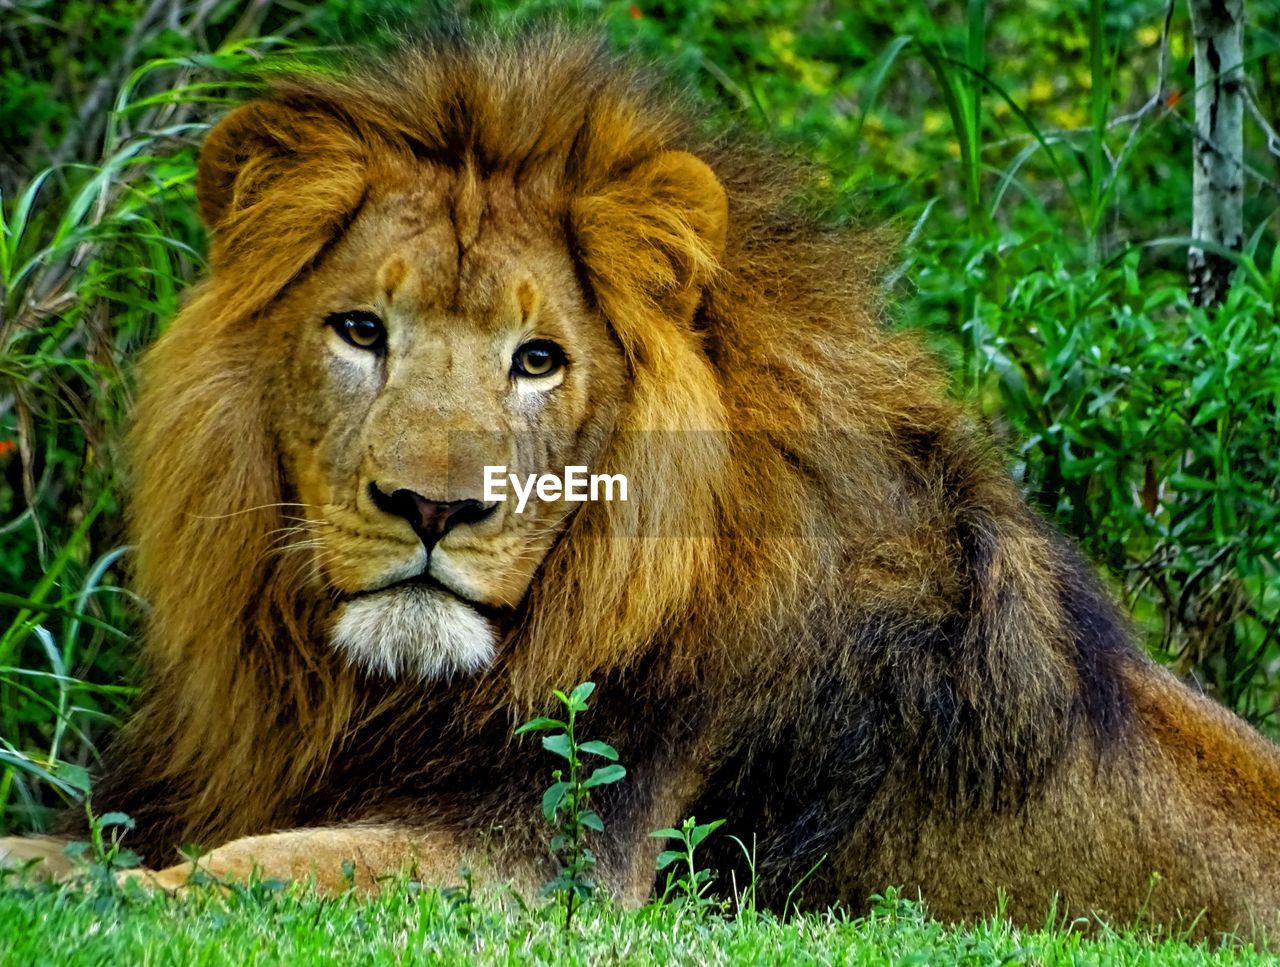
[{"xmin": 5, "ymin": 32, "xmax": 1280, "ymax": 940}]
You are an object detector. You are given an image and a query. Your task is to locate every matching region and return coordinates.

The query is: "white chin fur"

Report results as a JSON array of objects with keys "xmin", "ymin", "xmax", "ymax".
[{"xmin": 329, "ymin": 584, "xmax": 495, "ymax": 680}]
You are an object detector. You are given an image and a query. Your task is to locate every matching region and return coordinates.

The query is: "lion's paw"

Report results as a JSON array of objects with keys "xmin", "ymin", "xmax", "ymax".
[
  {"xmin": 0, "ymin": 835, "xmax": 77, "ymax": 883},
  {"xmin": 116, "ymin": 858, "xmax": 240, "ymax": 895},
  {"xmin": 115, "ymin": 864, "xmax": 190, "ymax": 894}
]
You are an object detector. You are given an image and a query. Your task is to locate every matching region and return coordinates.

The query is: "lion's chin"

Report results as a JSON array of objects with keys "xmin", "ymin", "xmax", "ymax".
[{"xmin": 328, "ymin": 584, "xmax": 496, "ymax": 681}]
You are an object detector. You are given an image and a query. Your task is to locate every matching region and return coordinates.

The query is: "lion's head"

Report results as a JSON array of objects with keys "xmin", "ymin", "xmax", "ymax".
[
  {"xmin": 216, "ymin": 118, "xmax": 682, "ymax": 679},
  {"xmin": 130, "ymin": 36, "xmax": 758, "ymax": 690}
]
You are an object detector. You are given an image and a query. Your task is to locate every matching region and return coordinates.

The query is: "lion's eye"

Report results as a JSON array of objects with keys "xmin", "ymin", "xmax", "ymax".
[
  {"xmin": 326, "ymin": 311, "xmax": 386, "ymax": 352},
  {"xmin": 512, "ymin": 340, "xmax": 565, "ymax": 379}
]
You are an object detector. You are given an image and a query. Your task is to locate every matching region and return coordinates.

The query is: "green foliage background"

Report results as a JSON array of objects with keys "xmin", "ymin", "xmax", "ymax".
[{"xmin": 1, "ymin": 0, "xmax": 1278, "ymax": 836}]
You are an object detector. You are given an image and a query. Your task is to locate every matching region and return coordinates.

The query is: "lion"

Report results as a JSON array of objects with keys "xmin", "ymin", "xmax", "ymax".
[{"xmin": 5, "ymin": 31, "xmax": 1280, "ymax": 939}]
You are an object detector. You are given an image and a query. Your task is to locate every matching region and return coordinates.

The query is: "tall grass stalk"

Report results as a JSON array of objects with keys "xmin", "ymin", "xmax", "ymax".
[{"xmin": 0, "ymin": 41, "xmax": 275, "ymax": 833}]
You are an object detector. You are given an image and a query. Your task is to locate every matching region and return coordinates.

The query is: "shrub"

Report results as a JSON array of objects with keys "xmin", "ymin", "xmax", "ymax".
[{"xmin": 970, "ymin": 246, "xmax": 1280, "ymax": 722}]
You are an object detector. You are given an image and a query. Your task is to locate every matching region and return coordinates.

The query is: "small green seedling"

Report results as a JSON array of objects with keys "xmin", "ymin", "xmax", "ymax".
[
  {"xmin": 516, "ymin": 681, "xmax": 626, "ymax": 932},
  {"xmin": 650, "ymin": 816, "xmax": 725, "ymax": 909},
  {"xmin": 63, "ymin": 801, "xmax": 140, "ymax": 888}
]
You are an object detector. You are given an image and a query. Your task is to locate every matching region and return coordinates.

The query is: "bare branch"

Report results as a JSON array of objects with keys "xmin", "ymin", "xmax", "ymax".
[
  {"xmin": 1112, "ymin": 0, "xmax": 1176, "ymax": 129},
  {"xmin": 1244, "ymin": 84, "xmax": 1280, "ymax": 161}
]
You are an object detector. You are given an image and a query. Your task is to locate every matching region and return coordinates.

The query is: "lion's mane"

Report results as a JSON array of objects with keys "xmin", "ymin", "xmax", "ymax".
[{"xmin": 85, "ymin": 32, "xmax": 1135, "ymax": 904}]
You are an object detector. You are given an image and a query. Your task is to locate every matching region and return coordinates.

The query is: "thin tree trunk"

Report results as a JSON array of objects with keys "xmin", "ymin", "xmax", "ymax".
[{"xmin": 1187, "ymin": 0, "xmax": 1246, "ymax": 307}]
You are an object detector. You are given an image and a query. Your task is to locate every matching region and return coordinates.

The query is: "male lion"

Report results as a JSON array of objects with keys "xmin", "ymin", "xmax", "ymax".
[{"xmin": 4, "ymin": 33, "xmax": 1280, "ymax": 938}]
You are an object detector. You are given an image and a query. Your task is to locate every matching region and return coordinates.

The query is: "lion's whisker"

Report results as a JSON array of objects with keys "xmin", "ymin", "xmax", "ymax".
[{"xmin": 185, "ymin": 502, "xmax": 310, "ymax": 521}]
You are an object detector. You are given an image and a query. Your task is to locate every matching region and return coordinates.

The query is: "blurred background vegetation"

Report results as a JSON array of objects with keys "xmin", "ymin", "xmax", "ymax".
[{"xmin": 1, "ymin": 0, "xmax": 1277, "ymax": 835}]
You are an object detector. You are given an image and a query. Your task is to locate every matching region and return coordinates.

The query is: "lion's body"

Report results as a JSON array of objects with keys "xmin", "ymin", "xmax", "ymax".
[{"xmin": 5, "ymin": 33, "xmax": 1280, "ymax": 939}]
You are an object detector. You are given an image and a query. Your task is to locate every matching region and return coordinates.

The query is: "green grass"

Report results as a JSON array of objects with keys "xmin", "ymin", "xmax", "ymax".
[{"xmin": 0, "ymin": 881, "xmax": 1273, "ymax": 966}]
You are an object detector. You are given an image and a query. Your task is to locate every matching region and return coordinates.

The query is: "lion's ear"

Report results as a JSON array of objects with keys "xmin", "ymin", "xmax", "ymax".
[
  {"xmin": 197, "ymin": 101, "xmax": 309, "ymax": 229},
  {"xmin": 572, "ymin": 150, "xmax": 728, "ymax": 326},
  {"xmin": 194, "ymin": 98, "xmax": 367, "ymax": 308}
]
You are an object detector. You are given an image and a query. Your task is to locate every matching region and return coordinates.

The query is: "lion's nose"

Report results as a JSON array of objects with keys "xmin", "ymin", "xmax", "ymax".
[{"xmin": 369, "ymin": 483, "xmax": 493, "ymax": 551}]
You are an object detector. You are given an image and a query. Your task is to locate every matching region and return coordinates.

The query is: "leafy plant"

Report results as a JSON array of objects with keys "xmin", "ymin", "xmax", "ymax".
[
  {"xmin": 962, "ymin": 245, "xmax": 1280, "ymax": 724},
  {"xmin": 439, "ymin": 865, "xmax": 481, "ymax": 937},
  {"xmin": 650, "ymin": 816, "xmax": 725, "ymax": 911},
  {"xmin": 865, "ymin": 885, "xmax": 928, "ymax": 928},
  {"xmin": 515, "ymin": 681, "xmax": 626, "ymax": 931},
  {"xmin": 62, "ymin": 799, "xmax": 140, "ymax": 890}
]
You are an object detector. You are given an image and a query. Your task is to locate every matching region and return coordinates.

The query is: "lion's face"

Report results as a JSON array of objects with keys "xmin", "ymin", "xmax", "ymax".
[
  {"xmin": 263, "ymin": 172, "xmax": 627, "ymax": 678},
  {"xmin": 143, "ymin": 78, "xmax": 730, "ymax": 687}
]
